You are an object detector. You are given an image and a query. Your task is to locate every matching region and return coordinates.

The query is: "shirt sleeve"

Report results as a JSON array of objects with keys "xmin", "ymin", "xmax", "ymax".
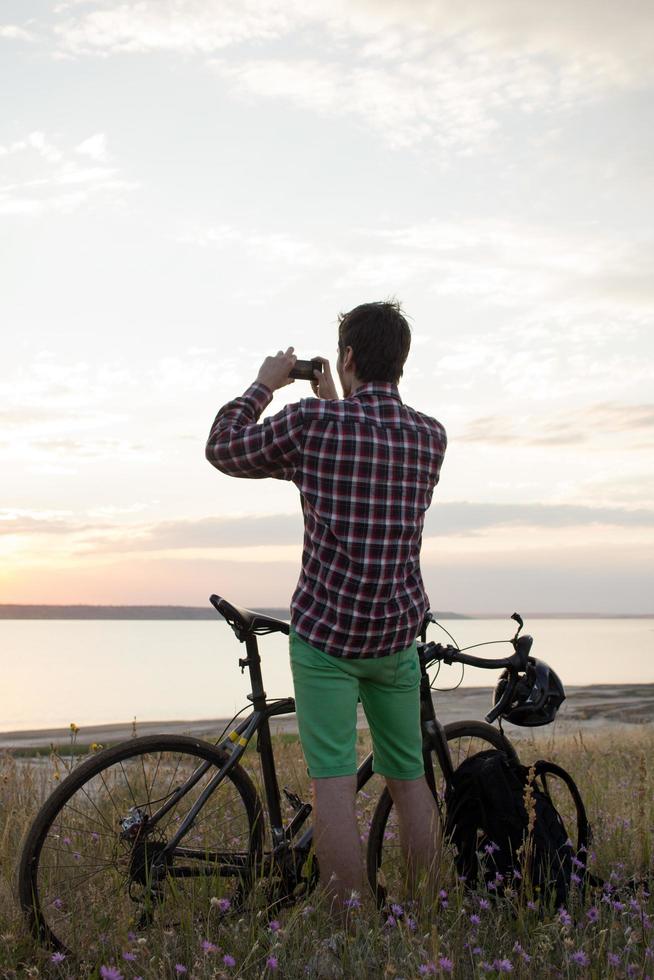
[{"xmin": 205, "ymin": 381, "xmax": 303, "ymax": 481}]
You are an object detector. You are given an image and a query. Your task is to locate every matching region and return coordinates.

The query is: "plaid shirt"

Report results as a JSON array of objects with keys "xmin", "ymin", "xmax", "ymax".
[{"xmin": 206, "ymin": 380, "xmax": 446, "ymax": 658}]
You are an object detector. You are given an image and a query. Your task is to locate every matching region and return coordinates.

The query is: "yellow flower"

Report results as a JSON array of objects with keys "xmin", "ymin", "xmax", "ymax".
[
  {"xmin": 69, "ymin": 723, "xmax": 80, "ymax": 734},
  {"xmin": 89, "ymin": 742, "xmax": 104, "ymax": 752}
]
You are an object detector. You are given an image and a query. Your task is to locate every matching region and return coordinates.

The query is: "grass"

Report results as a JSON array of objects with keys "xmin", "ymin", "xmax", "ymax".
[{"xmin": 1, "ymin": 725, "xmax": 652, "ymax": 979}]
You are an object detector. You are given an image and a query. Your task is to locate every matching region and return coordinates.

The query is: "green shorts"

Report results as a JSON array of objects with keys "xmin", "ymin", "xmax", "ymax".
[{"xmin": 289, "ymin": 629, "xmax": 424, "ymax": 780}]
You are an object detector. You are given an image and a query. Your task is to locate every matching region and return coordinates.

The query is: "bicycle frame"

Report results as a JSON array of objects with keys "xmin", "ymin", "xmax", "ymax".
[{"xmin": 152, "ymin": 627, "xmax": 457, "ymax": 875}]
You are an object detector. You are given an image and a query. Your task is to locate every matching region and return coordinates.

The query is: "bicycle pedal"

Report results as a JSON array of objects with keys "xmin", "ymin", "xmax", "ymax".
[{"xmin": 283, "ymin": 788, "xmax": 306, "ymax": 812}]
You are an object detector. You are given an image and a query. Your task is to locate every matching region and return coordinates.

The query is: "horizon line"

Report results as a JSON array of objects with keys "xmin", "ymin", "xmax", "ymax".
[{"xmin": 0, "ymin": 604, "xmax": 651, "ymax": 620}]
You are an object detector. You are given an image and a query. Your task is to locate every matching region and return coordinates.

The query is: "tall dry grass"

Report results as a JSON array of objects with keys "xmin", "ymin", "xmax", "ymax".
[{"xmin": 1, "ymin": 726, "xmax": 652, "ymax": 979}]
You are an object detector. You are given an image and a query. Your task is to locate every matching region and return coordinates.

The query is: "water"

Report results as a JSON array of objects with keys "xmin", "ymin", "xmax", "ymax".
[{"xmin": 1, "ymin": 618, "xmax": 652, "ymax": 733}]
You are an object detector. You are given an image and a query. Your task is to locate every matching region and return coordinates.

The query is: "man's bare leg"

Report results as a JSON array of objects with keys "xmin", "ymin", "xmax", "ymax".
[
  {"xmin": 312, "ymin": 775, "xmax": 365, "ymax": 914},
  {"xmin": 386, "ymin": 776, "xmax": 441, "ymax": 900}
]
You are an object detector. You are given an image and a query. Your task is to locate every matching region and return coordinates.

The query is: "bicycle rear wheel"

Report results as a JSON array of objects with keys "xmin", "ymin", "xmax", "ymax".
[
  {"xmin": 367, "ymin": 721, "xmax": 518, "ymax": 906},
  {"xmin": 19, "ymin": 734, "xmax": 263, "ymax": 959}
]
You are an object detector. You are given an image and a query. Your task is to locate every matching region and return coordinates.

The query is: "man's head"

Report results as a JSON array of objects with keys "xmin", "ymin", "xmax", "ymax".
[{"xmin": 336, "ymin": 300, "xmax": 411, "ymax": 396}]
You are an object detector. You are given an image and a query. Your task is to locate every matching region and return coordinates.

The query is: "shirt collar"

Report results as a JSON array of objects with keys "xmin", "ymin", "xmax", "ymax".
[{"xmin": 347, "ymin": 381, "xmax": 403, "ymax": 404}]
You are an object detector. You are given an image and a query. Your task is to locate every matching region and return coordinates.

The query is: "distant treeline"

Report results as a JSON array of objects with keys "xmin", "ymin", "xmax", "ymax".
[
  {"xmin": 0, "ymin": 605, "xmax": 284, "ymax": 620},
  {"xmin": 0, "ymin": 606, "xmax": 648, "ymax": 621},
  {"xmin": 0, "ymin": 605, "xmax": 468, "ymax": 620}
]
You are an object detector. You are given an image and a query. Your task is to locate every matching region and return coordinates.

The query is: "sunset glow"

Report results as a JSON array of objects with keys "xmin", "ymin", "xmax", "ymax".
[{"xmin": 1, "ymin": 1, "xmax": 652, "ymax": 613}]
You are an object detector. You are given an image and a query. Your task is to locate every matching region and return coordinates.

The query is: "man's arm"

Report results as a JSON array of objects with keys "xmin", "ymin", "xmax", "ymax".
[{"xmin": 205, "ymin": 348, "xmax": 303, "ymax": 481}]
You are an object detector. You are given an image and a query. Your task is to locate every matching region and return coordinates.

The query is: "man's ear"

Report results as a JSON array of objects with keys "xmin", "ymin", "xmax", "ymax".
[{"xmin": 342, "ymin": 346, "xmax": 355, "ymax": 371}]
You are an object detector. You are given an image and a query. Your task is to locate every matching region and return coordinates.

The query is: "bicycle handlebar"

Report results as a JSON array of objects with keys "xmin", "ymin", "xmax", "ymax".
[
  {"xmin": 420, "ymin": 634, "xmax": 534, "ymax": 724},
  {"xmin": 422, "ymin": 636, "xmax": 532, "ymax": 672}
]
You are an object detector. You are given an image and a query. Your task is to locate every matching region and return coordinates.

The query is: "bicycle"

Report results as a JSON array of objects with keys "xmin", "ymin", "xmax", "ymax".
[{"xmin": 19, "ymin": 595, "xmax": 558, "ymax": 959}]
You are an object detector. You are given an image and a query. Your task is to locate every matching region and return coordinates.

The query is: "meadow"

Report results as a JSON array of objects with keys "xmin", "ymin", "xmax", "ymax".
[{"xmin": 1, "ymin": 726, "xmax": 652, "ymax": 979}]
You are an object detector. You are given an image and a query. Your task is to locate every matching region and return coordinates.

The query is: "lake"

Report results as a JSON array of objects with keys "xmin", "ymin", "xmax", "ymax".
[{"xmin": 1, "ymin": 618, "xmax": 653, "ymax": 733}]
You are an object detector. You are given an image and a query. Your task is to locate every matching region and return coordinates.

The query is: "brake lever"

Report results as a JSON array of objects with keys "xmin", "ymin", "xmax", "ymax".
[
  {"xmin": 511, "ymin": 612, "xmax": 524, "ymax": 641},
  {"xmin": 485, "ymin": 669, "xmax": 517, "ymax": 724}
]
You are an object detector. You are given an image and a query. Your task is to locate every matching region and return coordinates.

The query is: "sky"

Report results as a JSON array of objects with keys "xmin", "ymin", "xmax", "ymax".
[{"xmin": 1, "ymin": 0, "xmax": 653, "ymax": 614}]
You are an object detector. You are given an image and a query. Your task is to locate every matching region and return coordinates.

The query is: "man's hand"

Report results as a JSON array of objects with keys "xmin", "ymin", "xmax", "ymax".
[
  {"xmin": 256, "ymin": 348, "xmax": 297, "ymax": 392},
  {"xmin": 310, "ymin": 357, "xmax": 339, "ymax": 399}
]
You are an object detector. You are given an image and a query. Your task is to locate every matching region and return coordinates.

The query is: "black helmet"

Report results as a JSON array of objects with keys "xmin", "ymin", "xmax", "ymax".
[{"xmin": 493, "ymin": 657, "xmax": 565, "ymax": 727}]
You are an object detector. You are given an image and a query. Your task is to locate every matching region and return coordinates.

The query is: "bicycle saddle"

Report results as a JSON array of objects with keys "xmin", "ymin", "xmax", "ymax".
[{"xmin": 209, "ymin": 594, "xmax": 290, "ymax": 642}]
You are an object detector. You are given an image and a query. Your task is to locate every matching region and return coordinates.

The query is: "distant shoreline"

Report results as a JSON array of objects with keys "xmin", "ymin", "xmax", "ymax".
[
  {"xmin": 0, "ymin": 605, "xmax": 651, "ymax": 621},
  {"xmin": 2, "ymin": 683, "xmax": 653, "ymax": 750}
]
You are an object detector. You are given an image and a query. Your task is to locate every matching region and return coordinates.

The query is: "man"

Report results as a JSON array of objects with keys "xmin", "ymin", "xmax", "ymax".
[{"xmin": 206, "ymin": 301, "xmax": 447, "ymax": 910}]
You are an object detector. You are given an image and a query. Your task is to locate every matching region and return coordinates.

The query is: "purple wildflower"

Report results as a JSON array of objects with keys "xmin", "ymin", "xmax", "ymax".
[
  {"xmin": 201, "ymin": 940, "xmax": 218, "ymax": 954},
  {"xmin": 493, "ymin": 959, "xmax": 513, "ymax": 973},
  {"xmin": 216, "ymin": 897, "xmax": 231, "ymax": 913},
  {"xmin": 571, "ymin": 951, "xmax": 589, "ymax": 967},
  {"xmin": 608, "ymin": 953, "xmax": 621, "ymax": 967},
  {"xmin": 385, "ymin": 914, "xmax": 397, "ymax": 928},
  {"xmin": 269, "ymin": 919, "xmax": 281, "ymax": 931},
  {"xmin": 266, "ymin": 957, "xmax": 278, "ymax": 971},
  {"xmin": 439, "ymin": 957, "xmax": 453, "ymax": 973},
  {"xmin": 100, "ymin": 968, "xmax": 123, "ymax": 980},
  {"xmin": 223, "ymin": 954, "xmax": 236, "ymax": 968},
  {"xmin": 391, "ymin": 902, "xmax": 404, "ymax": 917},
  {"xmin": 527, "ymin": 900, "xmax": 538, "ymax": 911},
  {"xmin": 122, "ymin": 951, "xmax": 137, "ymax": 962},
  {"xmin": 559, "ymin": 908, "xmax": 572, "ymax": 927},
  {"xmin": 50, "ymin": 952, "xmax": 66, "ymax": 964},
  {"xmin": 512, "ymin": 942, "xmax": 530, "ymax": 963},
  {"xmin": 470, "ymin": 914, "xmax": 481, "ymax": 926},
  {"xmin": 479, "ymin": 898, "xmax": 490, "ymax": 911}
]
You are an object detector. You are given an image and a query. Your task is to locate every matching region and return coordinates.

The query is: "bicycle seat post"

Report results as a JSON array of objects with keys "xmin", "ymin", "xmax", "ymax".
[{"xmin": 239, "ymin": 635, "xmax": 268, "ymax": 709}]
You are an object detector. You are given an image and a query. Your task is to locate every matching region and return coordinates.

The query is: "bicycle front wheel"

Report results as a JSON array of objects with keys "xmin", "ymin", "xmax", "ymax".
[
  {"xmin": 19, "ymin": 734, "xmax": 264, "ymax": 959},
  {"xmin": 366, "ymin": 721, "xmax": 518, "ymax": 906}
]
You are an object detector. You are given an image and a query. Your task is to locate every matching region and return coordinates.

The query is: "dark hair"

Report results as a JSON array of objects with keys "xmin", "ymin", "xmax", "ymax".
[{"xmin": 337, "ymin": 300, "xmax": 411, "ymax": 384}]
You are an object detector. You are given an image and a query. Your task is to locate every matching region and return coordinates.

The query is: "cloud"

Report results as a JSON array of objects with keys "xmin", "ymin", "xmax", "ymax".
[
  {"xmin": 75, "ymin": 132, "xmax": 108, "ymax": 161},
  {"xmin": 0, "ymin": 510, "xmax": 99, "ymax": 537},
  {"xmin": 53, "ymin": 1, "xmax": 306, "ymax": 55},
  {"xmin": 7, "ymin": 502, "xmax": 653, "ymax": 554},
  {"xmin": 460, "ymin": 402, "xmax": 654, "ymax": 448},
  {"xmin": 46, "ymin": 1, "xmax": 654, "ymax": 151},
  {"xmin": 179, "ymin": 223, "xmax": 330, "ymax": 268},
  {"xmin": 50, "ymin": 0, "xmax": 654, "ymax": 86},
  {"xmin": 0, "ymin": 24, "xmax": 35, "ymax": 41},
  {"xmin": 0, "ymin": 131, "xmax": 137, "ymax": 216}
]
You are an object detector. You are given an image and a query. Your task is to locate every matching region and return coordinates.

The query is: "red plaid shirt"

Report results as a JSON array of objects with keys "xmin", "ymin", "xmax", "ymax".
[{"xmin": 206, "ymin": 381, "xmax": 446, "ymax": 658}]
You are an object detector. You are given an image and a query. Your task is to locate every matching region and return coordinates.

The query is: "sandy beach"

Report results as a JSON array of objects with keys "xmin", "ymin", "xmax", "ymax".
[{"xmin": 2, "ymin": 683, "xmax": 652, "ymax": 751}]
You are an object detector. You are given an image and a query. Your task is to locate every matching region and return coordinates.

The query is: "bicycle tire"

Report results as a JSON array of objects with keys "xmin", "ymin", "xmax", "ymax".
[
  {"xmin": 366, "ymin": 721, "xmax": 518, "ymax": 906},
  {"xmin": 19, "ymin": 734, "xmax": 264, "ymax": 958}
]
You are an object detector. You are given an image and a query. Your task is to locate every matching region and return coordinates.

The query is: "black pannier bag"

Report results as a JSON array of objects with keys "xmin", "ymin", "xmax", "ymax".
[{"xmin": 444, "ymin": 749, "xmax": 590, "ymax": 910}]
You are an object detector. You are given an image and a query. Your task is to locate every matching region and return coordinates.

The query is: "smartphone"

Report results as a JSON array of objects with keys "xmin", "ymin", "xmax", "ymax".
[{"xmin": 289, "ymin": 359, "xmax": 323, "ymax": 381}]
